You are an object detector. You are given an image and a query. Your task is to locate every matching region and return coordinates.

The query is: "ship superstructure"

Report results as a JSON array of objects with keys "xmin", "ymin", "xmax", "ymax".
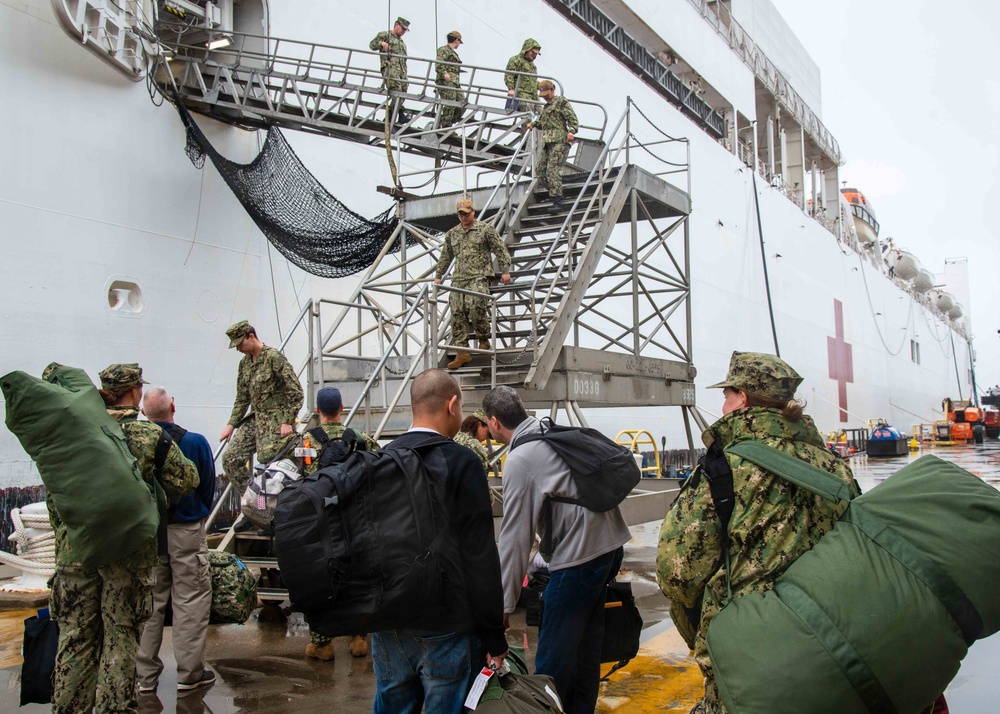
[{"xmin": 0, "ymin": 0, "xmax": 975, "ymax": 488}]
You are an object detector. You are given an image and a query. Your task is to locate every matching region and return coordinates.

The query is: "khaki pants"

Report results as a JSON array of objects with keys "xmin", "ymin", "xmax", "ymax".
[{"xmin": 136, "ymin": 520, "xmax": 212, "ymax": 687}]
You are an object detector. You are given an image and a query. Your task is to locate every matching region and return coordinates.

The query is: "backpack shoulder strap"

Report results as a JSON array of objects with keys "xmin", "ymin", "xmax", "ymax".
[
  {"xmin": 164, "ymin": 423, "xmax": 187, "ymax": 443},
  {"xmin": 701, "ymin": 440, "xmax": 736, "ymax": 533},
  {"xmin": 508, "ymin": 417, "xmax": 554, "ymax": 451},
  {"xmin": 725, "ymin": 441, "xmax": 857, "ymax": 504},
  {"xmin": 308, "ymin": 427, "xmax": 330, "ymax": 444},
  {"xmin": 153, "ymin": 428, "xmax": 173, "ymax": 479}
]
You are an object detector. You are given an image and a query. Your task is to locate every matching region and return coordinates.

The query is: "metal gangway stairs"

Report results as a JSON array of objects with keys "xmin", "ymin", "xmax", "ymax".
[
  {"xmin": 157, "ymin": 24, "xmax": 707, "ymax": 593},
  {"xmin": 153, "ymin": 20, "xmax": 609, "ymax": 186}
]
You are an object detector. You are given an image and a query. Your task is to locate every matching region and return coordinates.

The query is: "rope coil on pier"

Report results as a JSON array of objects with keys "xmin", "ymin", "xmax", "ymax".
[{"xmin": 0, "ymin": 508, "xmax": 55, "ymax": 578}]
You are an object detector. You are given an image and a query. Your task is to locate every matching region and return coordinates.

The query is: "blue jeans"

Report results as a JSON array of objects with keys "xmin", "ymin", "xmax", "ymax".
[
  {"xmin": 372, "ymin": 631, "xmax": 480, "ymax": 714},
  {"xmin": 535, "ymin": 547, "xmax": 624, "ymax": 714}
]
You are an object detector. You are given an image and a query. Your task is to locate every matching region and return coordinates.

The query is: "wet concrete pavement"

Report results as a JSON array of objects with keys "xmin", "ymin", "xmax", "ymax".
[{"xmin": 1, "ymin": 442, "xmax": 998, "ymax": 712}]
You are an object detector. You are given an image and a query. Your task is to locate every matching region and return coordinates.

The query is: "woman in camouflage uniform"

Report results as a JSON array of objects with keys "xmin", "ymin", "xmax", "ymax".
[
  {"xmin": 656, "ymin": 352, "xmax": 856, "ymax": 714},
  {"xmin": 454, "ymin": 410, "xmax": 491, "ymax": 475},
  {"xmin": 47, "ymin": 363, "xmax": 198, "ymax": 713}
]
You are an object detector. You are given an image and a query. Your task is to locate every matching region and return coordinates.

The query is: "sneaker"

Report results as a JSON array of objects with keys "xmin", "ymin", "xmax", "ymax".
[{"xmin": 177, "ymin": 670, "xmax": 216, "ymax": 691}]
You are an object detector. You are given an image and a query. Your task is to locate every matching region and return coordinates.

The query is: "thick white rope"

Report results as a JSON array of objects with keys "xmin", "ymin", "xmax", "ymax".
[{"xmin": 0, "ymin": 508, "xmax": 56, "ymax": 576}]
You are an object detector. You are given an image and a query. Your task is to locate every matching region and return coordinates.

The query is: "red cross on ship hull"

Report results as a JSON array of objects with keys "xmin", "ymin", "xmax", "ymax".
[{"xmin": 827, "ymin": 299, "xmax": 854, "ymax": 423}]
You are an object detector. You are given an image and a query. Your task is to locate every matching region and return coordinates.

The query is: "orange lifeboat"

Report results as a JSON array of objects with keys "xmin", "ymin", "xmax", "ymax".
[{"xmin": 840, "ymin": 187, "xmax": 880, "ymax": 244}]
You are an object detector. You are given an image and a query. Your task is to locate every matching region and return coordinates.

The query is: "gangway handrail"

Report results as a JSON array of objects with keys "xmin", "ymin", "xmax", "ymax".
[{"xmin": 343, "ymin": 283, "xmax": 430, "ymax": 428}]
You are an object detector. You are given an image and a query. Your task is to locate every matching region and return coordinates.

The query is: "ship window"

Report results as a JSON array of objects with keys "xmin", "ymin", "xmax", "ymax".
[
  {"xmin": 910, "ymin": 339, "xmax": 921, "ymax": 365},
  {"xmin": 107, "ymin": 280, "xmax": 145, "ymax": 316}
]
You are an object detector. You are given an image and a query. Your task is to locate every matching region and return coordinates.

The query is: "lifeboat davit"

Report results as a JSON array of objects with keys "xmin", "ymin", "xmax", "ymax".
[
  {"xmin": 888, "ymin": 249, "xmax": 919, "ymax": 281},
  {"xmin": 912, "ymin": 268, "xmax": 935, "ymax": 293},
  {"xmin": 840, "ymin": 187, "xmax": 880, "ymax": 244},
  {"xmin": 930, "ymin": 289, "xmax": 955, "ymax": 313}
]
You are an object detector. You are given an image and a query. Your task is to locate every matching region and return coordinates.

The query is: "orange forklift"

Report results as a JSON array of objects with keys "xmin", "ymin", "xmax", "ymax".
[{"xmin": 943, "ymin": 398, "xmax": 986, "ymax": 444}]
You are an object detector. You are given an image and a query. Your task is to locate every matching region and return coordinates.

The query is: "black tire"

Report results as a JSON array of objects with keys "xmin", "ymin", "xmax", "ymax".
[
  {"xmin": 973, "ymin": 425, "xmax": 985, "ymax": 444},
  {"xmin": 986, "ymin": 427, "xmax": 1000, "ymax": 439}
]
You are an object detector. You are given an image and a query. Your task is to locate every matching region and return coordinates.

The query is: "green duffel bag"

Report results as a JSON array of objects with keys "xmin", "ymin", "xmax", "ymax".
[
  {"xmin": 1, "ymin": 366, "xmax": 159, "ymax": 568},
  {"xmin": 470, "ymin": 644, "xmax": 565, "ymax": 713},
  {"xmin": 707, "ymin": 445, "xmax": 1000, "ymax": 714},
  {"xmin": 208, "ymin": 551, "xmax": 258, "ymax": 624}
]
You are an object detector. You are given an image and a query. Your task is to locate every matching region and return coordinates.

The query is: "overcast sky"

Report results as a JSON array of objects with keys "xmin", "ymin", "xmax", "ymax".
[{"xmin": 769, "ymin": 0, "xmax": 1000, "ymax": 392}]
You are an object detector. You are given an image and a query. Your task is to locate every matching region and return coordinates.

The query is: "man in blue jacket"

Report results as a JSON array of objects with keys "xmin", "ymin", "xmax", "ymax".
[{"xmin": 136, "ymin": 387, "xmax": 218, "ymax": 693}]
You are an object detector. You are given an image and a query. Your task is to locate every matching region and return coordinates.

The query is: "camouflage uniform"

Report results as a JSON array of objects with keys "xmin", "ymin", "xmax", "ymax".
[
  {"xmin": 370, "ymin": 26, "xmax": 408, "ymax": 93},
  {"xmin": 535, "ymin": 93, "xmax": 579, "ymax": 198},
  {"xmin": 301, "ymin": 422, "xmax": 379, "ymax": 650},
  {"xmin": 436, "ymin": 43, "xmax": 465, "ymax": 127},
  {"xmin": 454, "ymin": 430, "xmax": 489, "ymax": 474},
  {"xmin": 505, "ymin": 38, "xmax": 541, "ymax": 104},
  {"xmin": 48, "ymin": 363, "xmax": 199, "ymax": 714},
  {"xmin": 224, "ymin": 323, "xmax": 304, "ymax": 496},
  {"xmin": 434, "ymin": 218, "xmax": 511, "ymax": 348},
  {"xmin": 656, "ymin": 353, "xmax": 856, "ymax": 714}
]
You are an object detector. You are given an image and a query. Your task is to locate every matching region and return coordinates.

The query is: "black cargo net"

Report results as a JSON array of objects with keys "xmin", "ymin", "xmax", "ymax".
[{"xmin": 175, "ymin": 101, "xmax": 410, "ymax": 278}]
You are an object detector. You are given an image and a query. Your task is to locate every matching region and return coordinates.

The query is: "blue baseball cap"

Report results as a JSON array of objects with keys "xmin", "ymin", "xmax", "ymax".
[{"xmin": 316, "ymin": 387, "xmax": 344, "ymax": 415}]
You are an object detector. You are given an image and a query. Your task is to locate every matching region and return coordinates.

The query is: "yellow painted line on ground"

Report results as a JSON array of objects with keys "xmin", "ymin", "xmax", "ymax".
[
  {"xmin": 598, "ymin": 623, "xmax": 703, "ymax": 713},
  {"xmin": 0, "ymin": 609, "xmax": 35, "ymax": 669}
]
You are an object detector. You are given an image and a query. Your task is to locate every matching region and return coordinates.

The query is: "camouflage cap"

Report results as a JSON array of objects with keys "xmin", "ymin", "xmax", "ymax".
[
  {"xmin": 472, "ymin": 409, "xmax": 488, "ymax": 425},
  {"xmin": 448, "ymin": 30, "xmax": 463, "ymax": 42},
  {"xmin": 456, "ymin": 198, "xmax": 474, "ymax": 214},
  {"xmin": 707, "ymin": 351, "xmax": 803, "ymax": 402},
  {"xmin": 99, "ymin": 363, "xmax": 149, "ymax": 391},
  {"xmin": 226, "ymin": 319, "xmax": 253, "ymax": 348},
  {"xmin": 396, "ymin": 17, "xmax": 410, "ymax": 30},
  {"xmin": 41, "ymin": 362, "xmax": 63, "ymax": 381},
  {"xmin": 537, "ymin": 79, "xmax": 555, "ymax": 93}
]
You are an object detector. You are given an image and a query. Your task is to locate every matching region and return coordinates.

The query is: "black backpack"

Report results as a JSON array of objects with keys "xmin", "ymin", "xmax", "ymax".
[
  {"xmin": 510, "ymin": 417, "xmax": 640, "ymax": 511},
  {"xmin": 272, "ymin": 437, "xmax": 457, "ymax": 637},
  {"xmin": 308, "ymin": 426, "xmax": 367, "ymax": 469}
]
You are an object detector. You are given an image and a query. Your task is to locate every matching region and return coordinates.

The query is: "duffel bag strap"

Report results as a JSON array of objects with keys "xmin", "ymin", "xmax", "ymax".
[
  {"xmin": 775, "ymin": 581, "xmax": 898, "ymax": 714},
  {"xmin": 845, "ymin": 506, "xmax": 983, "ymax": 646},
  {"xmin": 726, "ymin": 441, "xmax": 858, "ymax": 504}
]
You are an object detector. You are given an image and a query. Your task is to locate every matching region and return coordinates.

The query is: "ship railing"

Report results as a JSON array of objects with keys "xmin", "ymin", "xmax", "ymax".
[
  {"xmin": 154, "ymin": 20, "xmax": 608, "ymax": 185},
  {"xmin": 687, "ymin": 0, "xmax": 842, "ymax": 166}
]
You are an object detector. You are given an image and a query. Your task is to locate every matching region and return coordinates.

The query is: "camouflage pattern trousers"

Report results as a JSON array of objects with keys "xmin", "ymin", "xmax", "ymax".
[
  {"xmin": 49, "ymin": 561, "xmax": 154, "ymax": 713},
  {"xmin": 537, "ymin": 141, "xmax": 570, "ymax": 197},
  {"xmin": 437, "ymin": 84, "xmax": 466, "ymax": 127},
  {"xmin": 222, "ymin": 415, "xmax": 286, "ymax": 497},
  {"xmin": 449, "ymin": 279, "xmax": 491, "ymax": 347}
]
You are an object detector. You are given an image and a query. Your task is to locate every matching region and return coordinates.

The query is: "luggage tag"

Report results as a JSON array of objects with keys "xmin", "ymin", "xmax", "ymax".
[
  {"xmin": 463, "ymin": 667, "xmax": 494, "ymax": 710},
  {"xmin": 294, "ymin": 447, "xmax": 317, "ymax": 458}
]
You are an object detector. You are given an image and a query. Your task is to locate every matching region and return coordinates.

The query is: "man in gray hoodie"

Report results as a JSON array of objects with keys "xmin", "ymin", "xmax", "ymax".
[{"xmin": 483, "ymin": 386, "xmax": 630, "ymax": 714}]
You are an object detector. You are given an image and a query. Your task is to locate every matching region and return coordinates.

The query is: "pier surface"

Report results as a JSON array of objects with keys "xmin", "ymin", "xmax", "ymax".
[{"xmin": 1, "ymin": 443, "xmax": 997, "ymax": 712}]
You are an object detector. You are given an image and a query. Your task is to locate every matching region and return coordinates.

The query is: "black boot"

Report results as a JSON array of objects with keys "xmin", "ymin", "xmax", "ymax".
[{"xmin": 547, "ymin": 195, "xmax": 565, "ymax": 214}]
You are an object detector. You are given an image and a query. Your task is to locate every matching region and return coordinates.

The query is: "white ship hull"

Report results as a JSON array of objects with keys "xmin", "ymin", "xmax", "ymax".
[{"xmin": 0, "ymin": 0, "xmax": 972, "ymax": 487}]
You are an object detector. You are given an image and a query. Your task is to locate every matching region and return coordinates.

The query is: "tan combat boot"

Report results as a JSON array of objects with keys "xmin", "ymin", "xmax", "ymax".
[
  {"xmin": 305, "ymin": 640, "xmax": 336, "ymax": 661},
  {"xmin": 447, "ymin": 352, "xmax": 472, "ymax": 369},
  {"xmin": 478, "ymin": 340, "xmax": 490, "ymax": 351},
  {"xmin": 349, "ymin": 634, "xmax": 369, "ymax": 657}
]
